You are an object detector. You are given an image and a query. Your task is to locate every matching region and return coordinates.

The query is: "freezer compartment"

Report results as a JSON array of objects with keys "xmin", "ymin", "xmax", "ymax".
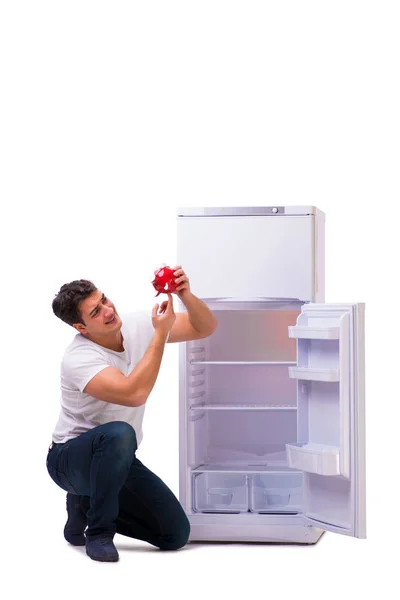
[
  {"xmin": 286, "ymin": 442, "xmax": 340, "ymax": 476},
  {"xmin": 177, "ymin": 214, "xmax": 319, "ymax": 301},
  {"xmin": 250, "ymin": 472, "xmax": 303, "ymax": 513},
  {"xmin": 193, "ymin": 472, "xmax": 249, "ymax": 513}
]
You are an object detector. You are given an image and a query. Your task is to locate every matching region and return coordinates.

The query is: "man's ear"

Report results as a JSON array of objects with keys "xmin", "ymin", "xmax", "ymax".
[{"xmin": 73, "ymin": 323, "xmax": 87, "ymax": 335}]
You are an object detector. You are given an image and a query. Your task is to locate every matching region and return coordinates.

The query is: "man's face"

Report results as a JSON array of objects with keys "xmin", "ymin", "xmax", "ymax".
[{"xmin": 73, "ymin": 290, "xmax": 122, "ymax": 337}]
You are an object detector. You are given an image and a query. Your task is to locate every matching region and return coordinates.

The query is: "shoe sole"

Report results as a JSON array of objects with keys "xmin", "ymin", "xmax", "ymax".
[{"xmin": 86, "ymin": 551, "xmax": 119, "ymax": 562}]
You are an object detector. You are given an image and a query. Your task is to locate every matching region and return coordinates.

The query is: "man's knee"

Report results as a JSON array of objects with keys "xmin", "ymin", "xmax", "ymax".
[
  {"xmin": 97, "ymin": 421, "xmax": 137, "ymax": 455},
  {"xmin": 159, "ymin": 514, "xmax": 191, "ymax": 551}
]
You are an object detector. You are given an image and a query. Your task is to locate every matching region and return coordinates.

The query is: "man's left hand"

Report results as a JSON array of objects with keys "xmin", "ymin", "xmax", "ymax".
[{"xmin": 172, "ymin": 266, "xmax": 191, "ymax": 298}]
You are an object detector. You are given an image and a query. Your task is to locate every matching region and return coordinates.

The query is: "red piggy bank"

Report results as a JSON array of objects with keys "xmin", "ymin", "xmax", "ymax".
[{"xmin": 152, "ymin": 265, "xmax": 178, "ymax": 296}]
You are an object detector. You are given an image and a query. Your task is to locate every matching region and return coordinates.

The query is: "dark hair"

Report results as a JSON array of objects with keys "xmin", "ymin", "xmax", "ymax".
[{"xmin": 52, "ymin": 279, "xmax": 97, "ymax": 326}]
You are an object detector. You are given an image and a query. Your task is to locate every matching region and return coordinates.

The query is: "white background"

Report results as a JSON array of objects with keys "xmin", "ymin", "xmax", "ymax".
[{"xmin": 1, "ymin": 0, "xmax": 399, "ymax": 597}]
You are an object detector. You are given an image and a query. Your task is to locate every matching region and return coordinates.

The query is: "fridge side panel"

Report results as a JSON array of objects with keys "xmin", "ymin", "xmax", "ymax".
[
  {"xmin": 315, "ymin": 211, "xmax": 325, "ymax": 303},
  {"xmin": 179, "ymin": 340, "xmax": 189, "ymax": 512}
]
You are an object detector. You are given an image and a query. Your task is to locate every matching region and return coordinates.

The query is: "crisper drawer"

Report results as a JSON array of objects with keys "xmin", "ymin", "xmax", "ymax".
[
  {"xmin": 192, "ymin": 473, "xmax": 249, "ymax": 513},
  {"xmin": 177, "ymin": 215, "xmax": 315, "ymax": 301},
  {"xmin": 250, "ymin": 473, "xmax": 302, "ymax": 513},
  {"xmin": 192, "ymin": 472, "xmax": 303, "ymax": 514}
]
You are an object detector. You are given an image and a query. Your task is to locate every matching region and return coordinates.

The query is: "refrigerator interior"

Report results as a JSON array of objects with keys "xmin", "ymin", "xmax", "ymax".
[{"xmin": 185, "ymin": 301, "xmax": 305, "ymax": 515}]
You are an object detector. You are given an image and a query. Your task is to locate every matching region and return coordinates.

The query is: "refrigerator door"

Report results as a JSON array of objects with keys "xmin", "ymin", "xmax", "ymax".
[
  {"xmin": 177, "ymin": 211, "xmax": 320, "ymax": 302},
  {"xmin": 287, "ymin": 303, "xmax": 366, "ymax": 538}
]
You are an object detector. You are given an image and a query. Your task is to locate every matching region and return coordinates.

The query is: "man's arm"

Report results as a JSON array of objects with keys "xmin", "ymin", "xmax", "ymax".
[
  {"xmin": 167, "ymin": 292, "xmax": 218, "ymax": 343},
  {"xmin": 83, "ymin": 328, "xmax": 169, "ymax": 407}
]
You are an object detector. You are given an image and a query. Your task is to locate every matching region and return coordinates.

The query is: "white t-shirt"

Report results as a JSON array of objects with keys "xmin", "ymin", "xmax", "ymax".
[{"xmin": 52, "ymin": 310, "xmax": 155, "ymax": 445}]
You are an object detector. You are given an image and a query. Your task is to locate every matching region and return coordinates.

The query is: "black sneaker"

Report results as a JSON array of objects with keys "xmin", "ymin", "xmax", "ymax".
[
  {"xmin": 64, "ymin": 493, "xmax": 87, "ymax": 546},
  {"xmin": 86, "ymin": 537, "xmax": 119, "ymax": 562}
]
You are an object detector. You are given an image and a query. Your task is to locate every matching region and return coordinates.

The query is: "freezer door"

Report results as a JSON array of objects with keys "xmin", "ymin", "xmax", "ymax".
[
  {"xmin": 177, "ymin": 215, "xmax": 317, "ymax": 301},
  {"xmin": 287, "ymin": 303, "xmax": 366, "ymax": 538}
]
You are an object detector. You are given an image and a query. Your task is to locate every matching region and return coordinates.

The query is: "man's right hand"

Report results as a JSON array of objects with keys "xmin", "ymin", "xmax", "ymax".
[{"xmin": 152, "ymin": 293, "xmax": 176, "ymax": 340}]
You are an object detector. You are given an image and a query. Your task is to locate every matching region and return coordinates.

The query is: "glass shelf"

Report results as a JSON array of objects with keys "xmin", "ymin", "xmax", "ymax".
[
  {"xmin": 189, "ymin": 361, "xmax": 297, "ymax": 365},
  {"xmin": 192, "ymin": 464, "xmax": 298, "ymax": 474},
  {"xmin": 189, "ymin": 403, "xmax": 297, "ymax": 411}
]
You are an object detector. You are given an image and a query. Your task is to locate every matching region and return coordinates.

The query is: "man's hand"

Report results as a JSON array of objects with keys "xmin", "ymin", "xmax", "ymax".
[
  {"xmin": 171, "ymin": 265, "xmax": 191, "ymax": 299},
  {"xmin": 152, "ymin": 293, "xmax": 176, "ymax": 339}
]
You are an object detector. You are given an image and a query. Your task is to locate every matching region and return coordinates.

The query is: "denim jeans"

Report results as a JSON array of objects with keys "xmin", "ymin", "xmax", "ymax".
[{"xmin": 46, "ymin": 421, "xmax": 190, "ymax": 549}]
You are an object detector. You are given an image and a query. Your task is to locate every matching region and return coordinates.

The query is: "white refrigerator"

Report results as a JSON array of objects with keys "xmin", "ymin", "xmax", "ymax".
[{"xmin": 176, "ymin": 206, "xmax": 366, "ymax": 544}]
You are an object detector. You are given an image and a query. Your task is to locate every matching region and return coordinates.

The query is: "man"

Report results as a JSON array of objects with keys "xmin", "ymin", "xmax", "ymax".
[{"xmin": 46, "ymin": 266, "xmax": 218, "ymax": 562}]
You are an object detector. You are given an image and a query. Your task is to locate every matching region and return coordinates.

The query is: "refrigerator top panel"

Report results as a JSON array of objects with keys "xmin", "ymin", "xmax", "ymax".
[{"xmin": 177, "ymin": 206, "xmax": 325, "ymax": 219}]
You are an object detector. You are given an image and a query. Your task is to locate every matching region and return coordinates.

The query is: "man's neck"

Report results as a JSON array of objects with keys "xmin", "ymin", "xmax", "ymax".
[{"xmin": 85, "ymin": 331, "xmax": 124, "ymax": 353}]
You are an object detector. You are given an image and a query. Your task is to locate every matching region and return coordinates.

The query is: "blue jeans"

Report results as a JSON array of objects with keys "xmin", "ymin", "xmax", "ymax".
[{"xmin": 46, "ymin": 421, "xmax": 190, "ymax": 549}]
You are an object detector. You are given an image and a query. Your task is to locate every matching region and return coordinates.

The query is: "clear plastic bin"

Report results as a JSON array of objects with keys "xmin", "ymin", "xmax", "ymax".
[
  {"xmin": 193, "ymin": 472, "xmax": 248, "ymax": 513},
  {"xmin": 288, "ymin": 326, "xmax": 339, "ymax": 340},
  {"xmin": 288, "ymin": 366, "xmax": 339, "ymax": 382},
  {"xmin": 250, "ymin": 472, "xmax": 302, "ymax": 513},
  {"xmin": 286, "ymin": 442, "xmax": 339, "ymax": 476}
]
